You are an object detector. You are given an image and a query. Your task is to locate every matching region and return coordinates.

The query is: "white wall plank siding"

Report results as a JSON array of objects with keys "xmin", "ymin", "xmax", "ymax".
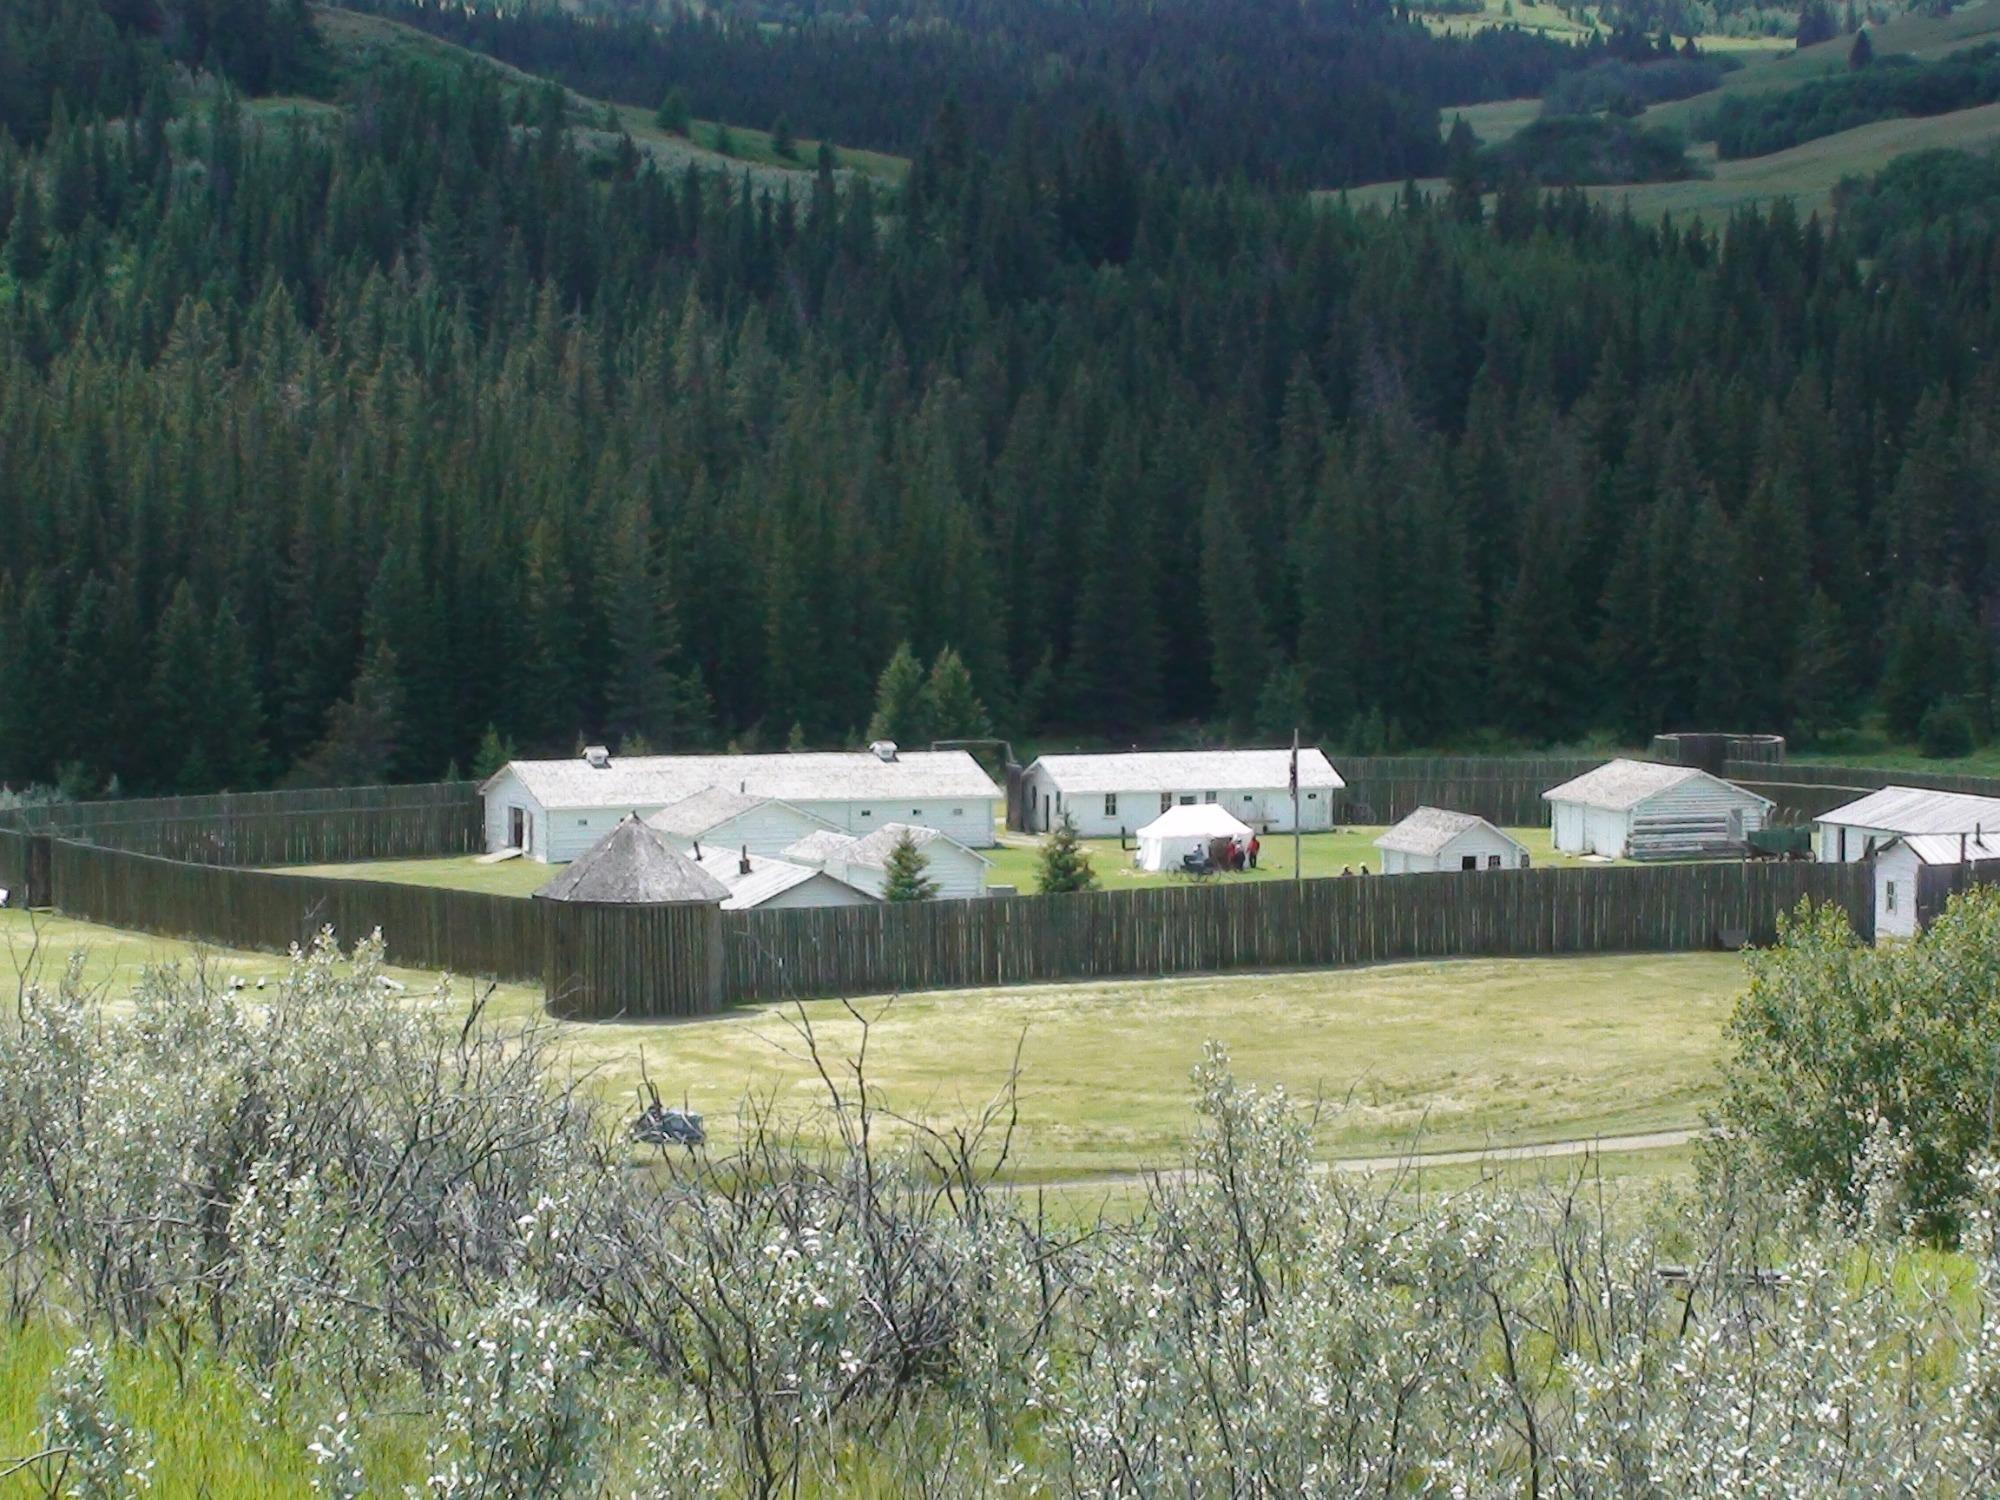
[
  {"xmin": 832, "ymin": 840, "xmax": 990, "ymax": 902},
  {"xmin": 1378, "ymin": 826, "xmax": 1530, "ymax": 875},
  {"xmin": 482, "ymin": 749, "xmax": 1002, "ymax": 862},
  {"xmin": 1873, "ymin": 842, "xmax": 1922, "ymax": 939},
  {"xmin": 1545, "ymin": 760, "xmax": 1769, "ymax": 859},
  {"xmin": 1018, "ymin": 749, "xmax": 1342, "ymax": 837}
]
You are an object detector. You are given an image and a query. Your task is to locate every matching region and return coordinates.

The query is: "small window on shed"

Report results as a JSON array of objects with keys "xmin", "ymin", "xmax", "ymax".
[
  {"xmin": 1461, "ymin": 855, "xmax": 1478, "ymax": 871},
  {"xmin": 1886, "ymin": 880, "xmax": 1899, "ymax": 914},
  {"xmin": 1306, "ymin": 792, "xmax": 1318, "ymax": 801},
  {"xmin": 1104, "ymin": 794, "xmax": 1118, "ymax": 817},
  {"xmin": 1204, "ymin": 791, "xmax": 1217, "ymax": 803},
  {"xmin": 1161, "ymin": 793, "xmax": 1173, "ymax": 813},
  {"xmin": 578, "ymin": 818, "xmax": 589, "ymax": 828},
  {"xmin": 952, "ymin": 807, "xmax": 964, "ymax": 817},
  {"xmin": 1487, "ymin": 854, "xmax": 1502, "ymax": 869},
  {"xmin": 1243, "ymin": 794, "xmax": 1253, "ymax": 802},
  {"xmin": 912, "ymin": 808, "xmax": 922, "ymax": 817},
  {"xmin": 1521, "ymin": 853, "xmax": 1531, "ymax": 869}
]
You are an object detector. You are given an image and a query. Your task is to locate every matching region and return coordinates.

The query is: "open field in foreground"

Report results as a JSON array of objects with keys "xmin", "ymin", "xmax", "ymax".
[
  {"xmin": 3, "ymin": 910, "xmax": 1744, "ymax": 1185},
  {"xmin": 274, "ymin": 824, "xmax": 1620, "ymax": 897}
]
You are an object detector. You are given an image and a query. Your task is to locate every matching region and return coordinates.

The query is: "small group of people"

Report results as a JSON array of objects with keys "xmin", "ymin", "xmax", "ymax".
[
  {"xmin": 1186, "ymin": 833, "xmax": 1261, "ymax": 874},
  {"xmin": 1338, "ymin": 864, "xmax": 1372, "ymax": 877}
]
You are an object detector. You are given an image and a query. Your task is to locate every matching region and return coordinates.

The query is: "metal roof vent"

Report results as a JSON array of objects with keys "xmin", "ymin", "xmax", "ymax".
[
  {"xmin": 870, "ymin": 740, "xmax": 899, "ymax": 762},
  {"xmin": 583, "ymin": 744, "xmax": 612, "ymax": 769}
]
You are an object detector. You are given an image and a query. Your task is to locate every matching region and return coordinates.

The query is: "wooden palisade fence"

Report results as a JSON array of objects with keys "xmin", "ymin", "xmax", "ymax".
[
  {"xmin": 19, "ymin": 832, "xmax": 1870, "ymax": 1018},
  {"xmin": 1330, "ymin": 756, "xmax": 1603, "ymax": 826},
  {"xmin": 719, "ymin": 862, "xmax": 1871, "ymax": 1004},
  {"xmin": 0, "ymin": 783, "xmax": 482, "ymax": 866}
]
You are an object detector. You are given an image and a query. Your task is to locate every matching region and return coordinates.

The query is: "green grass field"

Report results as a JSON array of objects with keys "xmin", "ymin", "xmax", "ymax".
[
  {"xmin": 276, "ymin": 825, "xmax": 1618, "ymax": 899},
  {"xmin": 3, "ymin": 909, "xmax": 1743, "ymax": 1185}
]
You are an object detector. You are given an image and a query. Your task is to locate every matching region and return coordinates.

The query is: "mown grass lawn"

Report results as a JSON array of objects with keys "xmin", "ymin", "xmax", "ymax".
[
  {"xmin": 275, "ymin": 825, "xmax": 1619, "ymax": 898},
  {"xmin": 4, "ymin": 910, "xmax": 1744, "ymax": 1186}
]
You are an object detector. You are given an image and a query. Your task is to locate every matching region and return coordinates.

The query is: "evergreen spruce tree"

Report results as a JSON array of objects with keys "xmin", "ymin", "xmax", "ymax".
[
  {"xmin": 1849, "ymin": 28, "xmax": 1872, "ymax": 66},
  {"xmin": 882, "ymin": 829, "xmax": 938, "ymax": 901},
  {"xmin": 472, "ymin": 725, "xmax": 517, "ymax": 781},
  {"xmin": 1035, "ymin": 813, "xmax": 1098, "ymax": 895},
  {"xmin": 867, "ymin": 643, "xmax": 930, "ymax": 743},
  {"xmin": 1200, "ymin": 480, "xmax": 1270, "ymax": 736},
  {"xmin": 1785, "ymin": 588, "xmax": 1852, "ymax": 746},
  {"xmin": 921, "ymin": 646, "xmax": 990, "ymax": 740},
  {"xmin": 207, "ymin": 601, "xmax": 267, "ymax": 789},
  {"xmin": 1443, "ymin": 117, "xmax": 1483, "ymax": 225},
  {"xmin": 149, "ymin": 580, "xmax": 214, "ymax": 791},
  {"xmin": 292, "ymin": 639, "xmax": 404, "ymax": 787},
  {"xmin": 5, "ymin": 171, "xmax": 48, "ymax": 283},
  {"xmin": 655, "ymin": 88, "xmax": 691, "ymax": 137},
  {"xmin": 771, "ymin": 115, "xmax": 798, "ymax": 160}
]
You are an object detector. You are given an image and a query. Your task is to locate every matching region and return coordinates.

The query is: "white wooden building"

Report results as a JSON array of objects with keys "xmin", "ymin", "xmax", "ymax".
[
  {"xmin": 1017, "ymin": 749, "xmax": 1343, "ymax": 837},
  {"xmin": 645, "ymin": 787, "xmax": 841, "ymax": 860},
  {"xmin": 1812, "ymin": 785, "xmax": 2000, "ymax": 863},
  {"xmin": 1374, "ymin": 807, "xmax": 1530, "ymax": 875},
  {"xmin": 685, "ymin": 846, "xmax": 880, "ymax": 912},
  {"xmin": 482, "ymin": 743, "xmax": 1001, "ymax": 863},
  {"xmin": 1542, "ymin": 759, "xmax": 1771, "ymax": 860},
  {"xmin": 782, "ymin": 821, "xmax": 992, "ymax": 901}
]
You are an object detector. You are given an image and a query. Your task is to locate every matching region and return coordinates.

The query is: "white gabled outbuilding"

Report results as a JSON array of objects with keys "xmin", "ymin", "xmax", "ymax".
[
  {"xmin": 645, "ymin": 786, "xmax": 842, "ymax": 860},
  {"xmin": 685, "ymin": 846, "xmax": 881, "ymax": 912},
  {"xmin": 1542, "ymin": 759, "xmax": 1771, "ymax": 860},
  {"xmin": 1018, "ymin": 749, "xmax": 1343, "ymax": 837},
  {"xmin": 1374, "ymin": 807, "xmax": 1530, "ymax": 875},
  {"xmin": 481, "ymin": 743, "xmax": 1001, "ymax": 863},
  {"xmin": 781, "ymin": 822, "xmax": 992, "ymax": 901},
  {"xmin": 1812, "ymin": 785, "xmax": 2000, "ymax": 863},
  {"xmin": 1867, "ymin": 832, "xmax": 2000, "ymax": 940}
]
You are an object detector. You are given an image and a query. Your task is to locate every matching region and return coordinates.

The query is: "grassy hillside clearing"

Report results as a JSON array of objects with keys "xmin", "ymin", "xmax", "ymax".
[
  {"xmin": 1590, "ymin": 101, "xmax": 2000, "ymax": 216},
  {"xmin": 3, "ymin": 908, "xmax": 1744, "ymax": 1184},
  {"xmin": 1444, "ymin": 95, "xmax": 1545, "ymax": 145},
  {"xmin": 1347, "ymin": 96, "xmax": 2000, "ymax": 221},
  {"xmin": 1642, "ymin": 0, "xmax": 2000, "ymax": 135},
  {"xmin": 297, "ymin": 5, "xmax": 908, "ymax": 185}
]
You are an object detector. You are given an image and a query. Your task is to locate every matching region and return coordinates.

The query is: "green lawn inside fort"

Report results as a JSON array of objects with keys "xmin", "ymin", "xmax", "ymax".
[
  {"xmin": 1, "ymin": 908, "xmax": 1737, "ymax": 1186},
  {"xmin": 271, "ymin": 824, "xmax": 1622, "ymax": 897}
]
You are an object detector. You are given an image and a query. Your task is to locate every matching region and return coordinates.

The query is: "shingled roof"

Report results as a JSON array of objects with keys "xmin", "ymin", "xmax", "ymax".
[
  {"xmin": 1374, "ymin": 806, "xmax": 1525, "ymax": 858},
  {"xmin": 533, "ymin": 816, "xmax": 731, "ymax": 905}
]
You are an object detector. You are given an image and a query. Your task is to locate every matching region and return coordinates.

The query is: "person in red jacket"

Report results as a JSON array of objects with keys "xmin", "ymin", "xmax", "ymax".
[{"xmin": 1247, "ymin": 834, "xmax": 1261, "ymax": 870}]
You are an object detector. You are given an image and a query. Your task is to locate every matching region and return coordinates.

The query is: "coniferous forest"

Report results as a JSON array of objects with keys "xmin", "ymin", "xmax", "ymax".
[{"xmin": 2, "ymin": 0, "xmax": 2000, "ymax": 794}]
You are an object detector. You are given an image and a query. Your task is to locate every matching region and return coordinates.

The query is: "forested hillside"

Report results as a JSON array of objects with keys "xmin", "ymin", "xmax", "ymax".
[
  {"xmin": 349, "ymin": 0, "xmax": 1579, "ymax": 187},
  {"xmin": 1, "ymin": 0, "xmax": 1998, "ymax": 794}
]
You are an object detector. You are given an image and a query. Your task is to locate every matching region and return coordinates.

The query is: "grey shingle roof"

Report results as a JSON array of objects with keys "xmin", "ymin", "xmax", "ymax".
[
  {"xmin": 837, "ymin": 822, "xmax": 992, "ymax": 870},
  {"xmin": 485, "ymin": 750, "xmax": 1001, "ymax": 811},
  {"xmin": 781, "ymin": 830, "xmax": 862, "ymax": 866},
  {"xmin": 1818, "ymin": 785, "xmax": 2000, "ymax": 837},
  {"xmin": 533, "ymin": 816, "xmax": 731, "ymax": 904},
  {"xmin": 1540, "ymin": 759, "xmax": 1771, "ymax": 813},
  {"xmin": 1373, "ymin": 806, "xmax": 1525, "ymax": 857},
  {"xmin": 1026, "ymin": 748, "xmax": 1343, "ymax": 795},
  {"xmin": 686, "ymin": 847, "xmax": 877, "ymax": 909},
  {"xmin": 645, "ymin": 786, "xmax": 769, "ymax": 838}
]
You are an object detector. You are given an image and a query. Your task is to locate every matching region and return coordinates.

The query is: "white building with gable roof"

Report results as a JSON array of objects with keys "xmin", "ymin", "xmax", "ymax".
[
  {"xmin": 1374, "ymin": 807, "xmax": 1530, "ymax": 875},
  {"xmin": 782, "ymin": 821, "xmax": 993, "ymax": 901},
  {"xmin": 1018, "ymin": 748, "xmax": 1343, "ymax": 837},
  {"xmin": 1543, "ymin": 758, "xmax": 1771, "ymax": 860},
  {"xmin": 1812, "ymin": 785, "xmax": 2000, "ymax": 939},
  {"xmin": 482, "ymin": 743, "xmax": 1001, "ymax": 863}
]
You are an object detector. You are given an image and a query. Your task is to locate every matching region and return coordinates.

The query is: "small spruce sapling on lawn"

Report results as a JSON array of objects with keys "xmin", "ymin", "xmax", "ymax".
[
  {"xmin": 883, "ymin": 830, "xmax": 938, "ymax": 901},
  {"xmin": 1036, "ymin": 814, "xmax": 1098, "ymax": 895}
]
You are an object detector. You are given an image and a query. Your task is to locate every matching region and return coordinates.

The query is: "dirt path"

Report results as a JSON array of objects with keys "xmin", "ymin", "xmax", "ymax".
[{"xmin": 1016, "ymin": 1128, "xmax": 1705, "ymax": 1194}]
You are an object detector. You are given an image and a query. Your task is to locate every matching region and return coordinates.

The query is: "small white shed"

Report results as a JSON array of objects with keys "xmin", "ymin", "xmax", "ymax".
[
  {"xmin": 1374, "ymin": 807, "xmax": 1530, "ymax": 875},
  {"xmin": 783, "ymin": 822, "xmax": 992, "ymax": 901},
  {"xmin": 1134, "ymin": 804, "xmax": 1254, "ymax": 873},
  {"xmin": 1543, "ymin": 759, "xmax": 1770, "ymax": 860},
  {"xmin": 1869, "ymin": 830, "xmax": 2000, "ymax": 940},
  {"xmin": 685, "ymin": 846, "xmax": 880, "ymax": 911}
]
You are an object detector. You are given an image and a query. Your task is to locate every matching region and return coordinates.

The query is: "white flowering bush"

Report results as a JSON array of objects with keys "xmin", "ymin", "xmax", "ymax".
[{"xmin": 8, "ymin": 926, "xmax": 2000, "ymax": 1493}]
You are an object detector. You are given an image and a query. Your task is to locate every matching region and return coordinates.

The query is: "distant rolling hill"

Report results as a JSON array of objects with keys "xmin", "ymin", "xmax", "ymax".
[{"xmin": 292, "ymin": 6, "xmax": 908, "ymax": 187}]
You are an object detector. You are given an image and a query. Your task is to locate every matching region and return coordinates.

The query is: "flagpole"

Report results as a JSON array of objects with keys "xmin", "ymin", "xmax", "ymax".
[{"xmin": 1291, "ymin": 727, "xmax": 1301, "ymax": 885}]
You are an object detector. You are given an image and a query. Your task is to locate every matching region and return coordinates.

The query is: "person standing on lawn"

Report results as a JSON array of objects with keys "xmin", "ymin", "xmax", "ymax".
[{"xmin": 1247, "ymin": 834, "xmax": 1261, "ymax": 870}]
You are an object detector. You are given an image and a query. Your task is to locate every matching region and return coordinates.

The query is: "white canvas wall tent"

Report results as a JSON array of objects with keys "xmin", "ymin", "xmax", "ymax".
[{"xmin": 1135, "ymin": 803, "xmax": 1254, "ymax": 872}]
